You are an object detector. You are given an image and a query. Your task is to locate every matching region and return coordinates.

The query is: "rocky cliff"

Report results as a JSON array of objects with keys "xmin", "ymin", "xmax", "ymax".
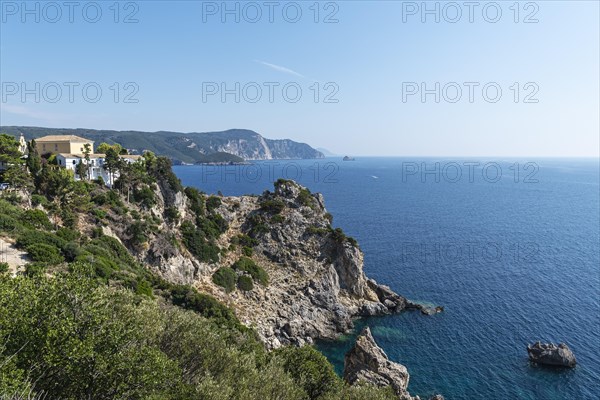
[{"xmin": 102, "ymin": 177, "xmax": 421, "ymax": 348}]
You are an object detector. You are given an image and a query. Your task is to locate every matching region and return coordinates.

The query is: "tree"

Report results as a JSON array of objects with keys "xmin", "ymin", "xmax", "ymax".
[
  {"xmin": 103, "ymin": 147, "xmax": 122, "ymax": 186},
  {"xmin": 96, "ymin": 142, "xmax": 123, "ymax": 155},
  {"xmin": 75, "ymin": 159, "xmax": 89, "ymax": 181},
  {"xmin": 0, "ymin": 134, "xmax": 30, "ymax": 188},
  {"xmin": 26, "ymin": 139, "xmax": 42, "ymax": 177},
  {"xmin": 83, "ymin": 143, "xmax": 92, "ymax": 180}
]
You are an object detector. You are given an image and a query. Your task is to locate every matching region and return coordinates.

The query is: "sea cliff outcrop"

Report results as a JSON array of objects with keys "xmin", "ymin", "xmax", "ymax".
[
  {"xmin": 344, "ymin": 327, "xmax": 443, "ymax": 400},
  {"xmin": 100, "ymin": 176, "xmax": 431, "ymax": 349},
  {"xmin": 197, "ymin": 179, "xmax": 412, "ymax": 348},
  {"xmin": 527, "ymin": 342, "xmax": 577, "ymax": 367}
]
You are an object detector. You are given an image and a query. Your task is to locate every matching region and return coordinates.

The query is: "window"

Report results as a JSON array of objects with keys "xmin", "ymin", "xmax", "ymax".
[
  {"xmin": 73, "ymin": 160, "xmax": 76, "ymax": 165},
  {"xmin": 55, "ymin": 144, "xmax": 58, "ymax": 151}
]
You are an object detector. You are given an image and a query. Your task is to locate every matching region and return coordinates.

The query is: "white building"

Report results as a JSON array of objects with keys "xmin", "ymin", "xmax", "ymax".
[{"xmin": 56, "ymin": 153, "xmax": 142, "ymax": 183}]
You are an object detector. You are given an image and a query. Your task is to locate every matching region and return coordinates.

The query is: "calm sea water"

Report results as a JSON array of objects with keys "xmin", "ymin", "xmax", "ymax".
[{"xmin": 173, "ymin": 158, "xmax": 600, "ymax": 400}]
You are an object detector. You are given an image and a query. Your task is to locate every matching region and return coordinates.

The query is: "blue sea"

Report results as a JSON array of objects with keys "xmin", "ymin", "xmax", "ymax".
[{"xmin": 173, "ymin": 158, "xmax": 600, "ymax": 400}]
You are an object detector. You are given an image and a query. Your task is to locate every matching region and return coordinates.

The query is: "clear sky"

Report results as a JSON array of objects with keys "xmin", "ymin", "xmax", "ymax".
[{"xmin": 0, "ymin": 0, "xmax": 598, "ymax": 156}]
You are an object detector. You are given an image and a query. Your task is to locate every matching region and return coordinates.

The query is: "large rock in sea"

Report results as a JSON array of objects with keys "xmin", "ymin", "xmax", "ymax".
[
  {"xmin": 344, "ymin": 327, "xmax": 411, "ymax": 397},
  {"xmin": 527, "ymin": 342, "xmax": 577, "ymax": 367},
  {"xmin": 344, "ymin": 327, "xmax": 444, "ymax": 400}
]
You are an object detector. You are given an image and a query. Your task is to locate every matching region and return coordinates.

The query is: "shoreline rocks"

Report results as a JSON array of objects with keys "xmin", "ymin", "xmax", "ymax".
[
  {"xmin": 527, "ymin": 342, "xmax": 577, "ymax": 367},
  {"xmin": 344, "ymin": 327, "xmax": 443, "ymax": 400}
]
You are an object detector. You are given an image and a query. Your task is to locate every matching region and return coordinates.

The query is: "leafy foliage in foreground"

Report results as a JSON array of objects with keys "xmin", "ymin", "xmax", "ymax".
[{"xmin": 0, "ymin": 269, "xmax": 397, "ymax": 400}]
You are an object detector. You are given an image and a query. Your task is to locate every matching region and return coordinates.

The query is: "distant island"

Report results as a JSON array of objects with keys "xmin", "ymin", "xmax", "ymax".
[
  {"xmin": 0, "ymin": 126, "xmax": 324, "ymax": 164},
  {"xmin": 343, "ymin": 156, "xmax": 356, "ymax": 161}
]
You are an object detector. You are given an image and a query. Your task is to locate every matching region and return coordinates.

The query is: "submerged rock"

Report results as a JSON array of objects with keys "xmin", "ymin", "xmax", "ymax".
[{"xmin": 527, "ymin": 342, "xmax": 577, "ymax": 367}]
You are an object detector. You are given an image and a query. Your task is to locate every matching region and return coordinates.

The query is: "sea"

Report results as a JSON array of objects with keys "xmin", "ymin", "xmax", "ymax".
[{"xmin": 173, "ymin": 157, "xmax": 600, "ymax": 400}]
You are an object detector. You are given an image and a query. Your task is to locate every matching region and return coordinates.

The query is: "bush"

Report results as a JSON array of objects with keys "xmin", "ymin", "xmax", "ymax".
[
  {"xmin": 206, "ymin": 196, "xmax": 221, "ymax": 213},
  {"xmin": 0, "ymin": 214, "xmax": 19, "ymax": 232},
  {"xmin": 260, "ymin": 199, "xmax": 286, "ymax": 214},
  {"xmin": 16, "ymin": 230, "xmax": 66, "ymax": 250},
  {"xmin": 232, "ymin": 257, "xmax": 268, "ymax": 286},
  {"xmin": 24, "ymin": 262, "xmax": 47, "ymax": 276},
  {"xmin": 181, "ymin": 221, "xmax": 220, "ymax": 263},
  {"xmin": 298, "ymin": 188, "xmax": 315, "ymax": 208},
  {"xmin": 22, "ymin": 209, "xmax": 52, "ymax": 230},
  {"xmin": 133, "ymin": 185, "xmax": 156, "ymax": 208},
  {"xmin": 212, "ymin": 267, "xmax": 237, "ymax": 293},
  {"xmin": 0, "ymin": 262, "xmax": 9, "ymax": 274},
  {"xmin": 233, "ymin": 233, "xmax": 257, "ymax": 247},
  {"xmin": 242, "ymin": 246, "xmax": 253, "ymax": 257},
  {"xmin": 31, "ymin": 194, "xmax": 48, "ymax": 207},
  {"xmin": 184, "ymin": 187, "xmax": 205, "ymax": 216},
  {"xmin": 237, "ymin": 275, "xmax": 254, "ymax": 291},
  {"xmin": 25, "ymin": 243, "xmax": 64, "ymax": 265},
  {"xmin": 57, "ymin": 227, "xmax": 80, "ymax": 242},
  {"xmin": 274, "ymin": 346, "xmax": 342, "ymax": 399},
  {"xmin": 165, "ymin": 206, "xmax": 180, "ymax": 222}
]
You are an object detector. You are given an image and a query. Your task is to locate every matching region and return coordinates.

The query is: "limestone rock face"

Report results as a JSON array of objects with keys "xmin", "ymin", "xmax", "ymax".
[
  {"xmin": 200, "ymin": 180, "xmax": 415, "ymax": 348},
  {"xmin": 344, "ymin": 327, "xmax": 411, "ymax": 397},
  {"xmin": 527, "ymin": 342, "xmax": 577, "ymax": 367},
  {"xmin": 121, "ymin": 178, "xmax": 421, "ymax": 348}
]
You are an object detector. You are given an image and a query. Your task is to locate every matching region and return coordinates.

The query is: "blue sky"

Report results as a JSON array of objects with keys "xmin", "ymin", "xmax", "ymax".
[{"xmin": 0, "ymin": 1, "xmax": 598, "ymax": 156}]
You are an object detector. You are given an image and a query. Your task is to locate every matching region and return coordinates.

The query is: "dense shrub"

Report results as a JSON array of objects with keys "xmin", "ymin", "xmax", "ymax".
[
  {"xmin": 16, "ymin": 230, "xmax": 66, "ymax": 251},
  {"xmin": 56, "ymin": 227, "xmax": 80, "ymax": 242},
  {"xmin": 0, "ymin": 262, "xmax": 8, "ymax": 274},
  {"xmin": 298, "ymin": 188, "xmax": 315, "ymax": 208},
  {"xmin": 30, "ymin": 194, "xmax": 48, "ymax": 207},
  {"xmin": 232, "ymin": 257, "xmax": 269, "ymax": 286},
  {"xmin": 22, "ymin": 209, "xmax": 52, "ymax": 230},
  {"xmin": 274, "ymin": 345, "xmax": 342, "ymax": 399},
  {"xmin": 260, "ymin": 199, "xmax": 286, "ymax": 214},
  {"xmin": 242, "ymin": 246, "xmax": 253, "ymax": 257},
  {"xmin": 164, "ymin": 206, "xmax": 180, "ymax": 222},
  {"xmin": 212, "ymin": 267, "xmax": 237, "ymax": 293},
  {"xmin": 25, "ymin": 243, "xmax": 64, "ymax": 265},
  {"xmin": 237, "ymin": 275, "xmax": 254, "ymax": 291},
  {"xmin": 184, "ymin": 187, "xmax": 205, "ymax": 215},
  {"xmin": 180, "ymin": 221, "xmax": 220, "ymax": 263},
  {"xmin": 205, "ymin": 196, "xmax": 221, "ymax": 213},
  {"xmin": 233, "ymin": 234, "xmax": 258, "ymax": 247},
  {"xmin": 247, "ymin": 214, "xmax": 269, "ymax": 237},
  {"xmin": 133, "ymin": 185, "xmax": 156, "ymax": 208}
]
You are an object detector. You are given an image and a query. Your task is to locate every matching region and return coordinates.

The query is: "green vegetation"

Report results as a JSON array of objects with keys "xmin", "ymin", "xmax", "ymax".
[
  {"xmin": 260, "ymin": 199, "xmax": 286, "ymax": 214},
  {"xmin": 232, "ymin": 256, "xmax": 269, "ymax": 286},
  {"xmin": 232, "ymin": 233, "xmax": 258, "ymax": 247},
  {"xmin": 237, "ymin": 275, "xmax": 254, "ymax": 291},
  {"xmin": 0, "ymin": 133, "xmax": 398, "ymax": 400},
  {"xmin": 212, "ymin": 266, "xmax": 237, "ymax": 293},
  {"xmin": 298, "ymin": 187, "xmax": 315, "ymax": 208}
]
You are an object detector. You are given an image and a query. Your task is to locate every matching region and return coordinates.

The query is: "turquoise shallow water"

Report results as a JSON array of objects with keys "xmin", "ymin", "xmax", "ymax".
[{"xmin": 174, "ymin": 158, "xmax": 600, "ymax": 400}]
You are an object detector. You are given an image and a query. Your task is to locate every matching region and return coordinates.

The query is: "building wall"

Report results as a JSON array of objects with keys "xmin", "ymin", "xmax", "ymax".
[{"xmin": 36, "ymin": 141, "xmax": 92, "ymax": 155}]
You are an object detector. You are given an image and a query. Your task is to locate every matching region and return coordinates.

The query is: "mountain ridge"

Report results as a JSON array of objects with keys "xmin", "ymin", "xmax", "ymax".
[{"xmin": 0, "ymin": 126, "xmax": 325, "ymax": 163}]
